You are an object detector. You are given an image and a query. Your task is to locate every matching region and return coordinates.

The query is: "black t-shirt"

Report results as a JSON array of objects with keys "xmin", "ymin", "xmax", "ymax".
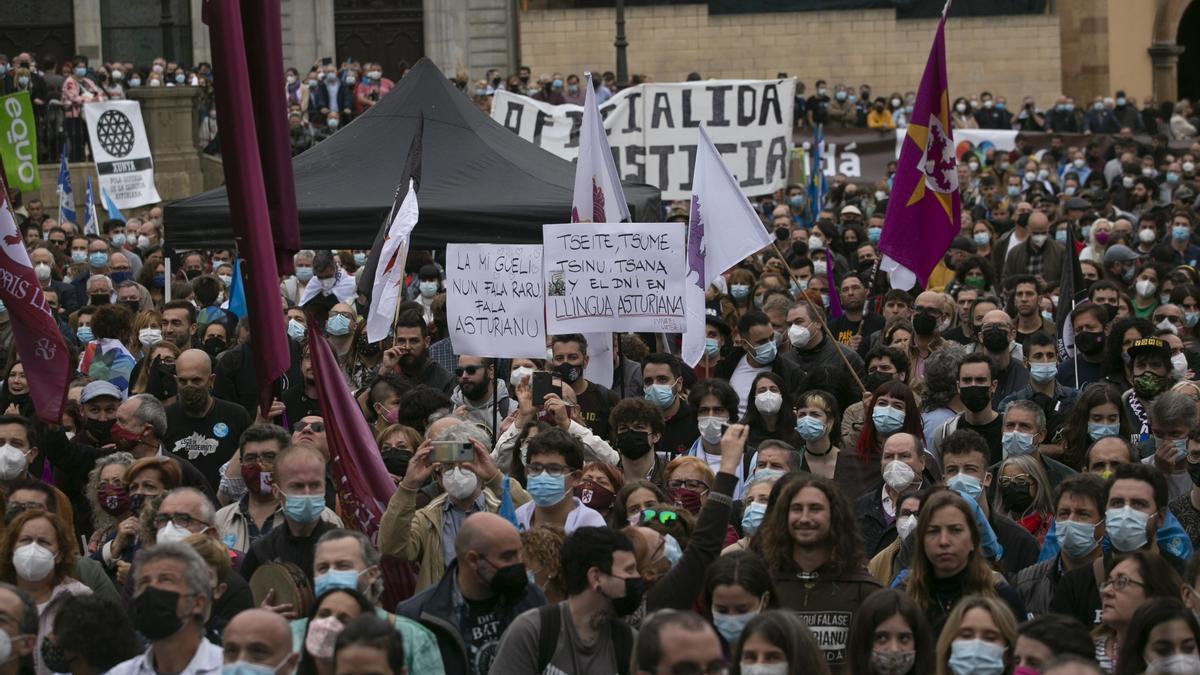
[
  {"xmin": 959, "ymin": 414, "xmax": 1004, "ymax": 466},
  {"xmin": 658, "ymin": 400, "xmax": 698, "ymax": 457},
  {"xmin": 829, "ymin": 313, "xmax": 884, "ymax": 349},
  {"xmin": 163, "ymin": 397, "xmax": 253, "ymax": 489},
  {"xmin": 462, "ymin": 594, "xmax": 503, "ymax": 675},
  {"xmin": 575, "ymin": 381, "xmax": 619, "ymax": 440},
  {"xmin": 807, "ymin": 94, "xmax": 830, "ymax": 125}
]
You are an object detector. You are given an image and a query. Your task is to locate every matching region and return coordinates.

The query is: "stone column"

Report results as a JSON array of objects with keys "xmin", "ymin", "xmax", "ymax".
[
  {"xmin": 73, "ymin": 0, "xmax": 104, "ymax": 62},
  {"xmin": 1149, "ymin": 43, "xmax": 1186, "ymax": 102},
  {"xmin": 126, "ymin": 87, "xmax": 204, "ymax": 202},
  {"xmin": 191, "ymin": 0, "xmax": 212, "ymax": 66},
  {"xmin": 424, "ymin": 0, "xmax": 517, "ymax": 80}
]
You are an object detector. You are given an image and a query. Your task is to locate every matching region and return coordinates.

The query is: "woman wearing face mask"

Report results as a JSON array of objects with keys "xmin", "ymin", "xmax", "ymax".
[
  {"xmin": 869, "ymin": 489, "xmax": 926, "ymax": 586},
  {"xmin": 60, "ymin": 59, "xmax": 107, "ymax": 162},
  {"xmin": 130, "ymin": 342, "xmax": 180, "ymax": 397},
  {"xmin": 1132, "ymin": 265, "xmax": 1165, "ymax": 320},
  {"xmin": 952, "ymin": 98, "xmax": 978, "ymax": 130},
  {"xmin": 904, "ymin": 490, "xmax": 1026, "ymax": 634},
  {"xmin": 85, "ymin": 452, "xmax": 134, "ymax": 555},
  {"xmin": 951, "ymin": 256, "xmax": 997, "ymax": 295},
  {"xmin": 375, "ymin": 424, "xmax": 420, "ymax": 483},
  {"xmin": 934, "ymin": 595, "xmax": 1018, "ymax": 675},
  {"xmin": 789, "ymin": 389, "xmax": 842, "ymax": 481},
  {"xmin": 572, "ymin": 461, "xmax": 623, "ymax": 521},
  {"xmin": 1115, "ymin": 597, "xmax": 1200, "ymax": 675},
  {"xmin": 839, "ymin": 380, "xmax": 922, "ymax": 497},
  {"xmin": 663, "ymin": 457, "xmax": 715, "ymax": 518},
  {"xmin": 299, "ymin": 588, "xmax": 374, "ymax": 675},
  {"xmin": 1080, "ymin": 218, "xmax": 1114, "ymax": 263},
  {"xmin": 727, "ymin": 268, "xmax": 758, "ymax": 316},
  {"xmin": 128, "ymin": 310, "xmax": 163, "ymax": 361},
  {"xmin": 972, "ymin": 222, "xmax": 996, "ymax": 260},
  {"xmin": 0, "ymin": 361, "xmax": 32, "ymax": 420},
  {"xmin": 1093, "ymin": 551, "xmax": 1184, "ymax": 672},
  {"xmin": 704, "ymin": 551, "xmax": 779, "ymax": 652},
  {"xmin": 521, "ymin": 524, "xmax": 566, "ymax": 603},
  {"xmin": 0, "ymin": 511, "xmax": 92, "ymax": 675},
  {"xmin": 332, "ymin": 613, "xmax": 407, "ymax": 675},
  {"xmin": 845, "ymin": 588, "xmax": 935, "ymax": 675},
  {"xmin": 740, "ymin": 374, "xmax": 801, "ymax": 469},
  {"xmin": 724, "ymin": 470, "xmax": 784, "ymax": 554},
  {"xmin": 732, "ymin": 610, "xmax": 830, "ymax": 675},
  {"xmin": 611, "ymin": 479, "xmax": 666, "ymax": 528},
  {"xmin": 687, "ymin": 380, "xmax": 745, "ymax": 495},
  {"xmin": 990, "ymin": 456, "xmax": 1054, "ymax": 543},
  {"xmin": 104, "ymin": 457, "xmax": 182, "ymax": 567}
]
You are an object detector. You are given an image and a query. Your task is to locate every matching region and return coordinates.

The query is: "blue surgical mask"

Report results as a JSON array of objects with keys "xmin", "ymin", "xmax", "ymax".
[
  {"xmin": 325, "ymin": 313, "xmax": 352, "ymax": 336},
  {"xmin": 295, "ymin": 266, "xmax": 314, "ymax": 283},
  {"xmin": 419, "ymin": 281, "xmax": 439, "ymax": 298},
  {"xmin": 644, "ymin": 383, "xmax": 676, "ymax": 409},
  {"xmin": 871, "ymin": 405, "xmax": 905, "ymax": 434},
  {"xmin": 730, "ymin": 284, "xmax": 750, "ymax": 300},
  {"xmin": 287, "ymin": 318, "xmax": 306, "ymax": 341},
  {"xmin": 71, "ymin": 250, "xmax": 87, "ymax": 264},
  {"xmin": 867, "ymin": 226, "xmax": 882, "ymax": 243},
  {"xmin": 1159, "ymin": 437, "xmax": 1188, "ymax": 462},
  {"xmin": 1056, "ymin": 519, "xmax": 1099, "ymax": 559},
  {"xmin": 527, "ymin": 473, "xmax": 567, "ymax": 507},
  {"xmin": 1173, "ymin": 225, "xmax": 1190, "ymax": 241},
  {"xmin": 751, "ymin": 339, "xmax": 776, "ymax": 365},
  {"xmin": 1106, "ymin": 506, "xmax": 1150, "ymax": 552},
  {"xmin": 704, "ymin": 339, "xmax": 720, "ymax": 360},
  {"xmin": 282, "ymin": 493, "xmax": 325, "ymax": 524},
  {"xmin": 663, "ymin": 534, "xmax": 683, "ymax": 567},
  {"xmin": 76, "ymin": 325, "xmax": 94, "ymax": 343},
  {"xmin": 1039, "ymin": 310, "xmax": 1054, "ymax": 323},
  {"xmin": 947, "ymin": 639, "xmax": 1005, "ymax": 675},
  {"xmin": 1087, "ymin": 422, "xmax": 1120, "ymax": 441},
  {"xmin": 88, "ymin": 252, "xmax": 108, "ymax": 267},
  {"xmin": 1028, "ymin": 362, "xmax": 1057, "ymax": 384},
  {"xmin": 973, "ymin": 232, "xmax": 990, "ymax": 246},
  {"xmin": 222, "ymin": 662, "xmax": 279, "ymax": 675},
  {"xmin": 795, "ymin": 415, "xmax": 826, "ymax": 441},
  {"xmin": 1007, "ymin": 186, "xmax": 1021, "ymax": 197},
  {"xmin": 112, "ymin": 233, "xmax": 126, "ymax": 246},
  {"xmin": 353, "ymin": 252, "xmax": 367, "ymax": 266},
  {"xmin": 1082, "ymin": 225, "xmax": 1092, "ymax": 239},
  {"xmin": 1168, "ymin": 171, "xmax": 1181, "ymax": 184},
  {"xmin": 1186, "ymin": 311, "xmax": 1200, "ymax": 328},
  {"xmin": 1002, "ymin": 430, "xmax": 1036, "ymax": 457},
  {"xmin": 74, "ymin": 67, "xmax": 87, "ymax": 77},
  {"xmin": 947, "ymin": 473, "xmax": 983, "ymax": 501},
  {"xmin": 741, "ymin": 502, "xmax": 767, "ymax": 535},
  {"xmin": 713, "ymin": 610, "xmax": 758, "ymax": 645},
  {"xmin": 1055, "ymin": 230, "xmax": 1067, "ymax": 243},
  {"xmin": 313, "ymin": 569, "xmax": 361, "ymax": 597}
]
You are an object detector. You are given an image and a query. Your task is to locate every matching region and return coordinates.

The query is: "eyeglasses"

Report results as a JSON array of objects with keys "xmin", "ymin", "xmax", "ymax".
[
  {"xmin": 153, "ymin": 512, "xmax": 210, "ymax": 530},
  {"xmin": 639, "ymin": 509, "xmax": 679, "ymax": 526},
  {"xmin": 666, "ymin": 479, "xmax": 710, "ymax": 493},
  {"xmin": 1102, "ymin": 576, "xmax": 1145, "ymax": 592},
  {"xmin": 293, "ymin": 421, "xmax": 324, "ymax": 433},
  {"xmin": 526, "ymin": 463, "xmax": 571, "ymax": 478},
  {"xmin": 454, "ymin": 365, "xmax": 484, "ymax": 377},
  {"xmin": 1155, "ymin": 315, "xmax": 1184, "ymax": 325},
  {"xmin": 998, "ymin": 474, "xmax": 1032, "ymax": 488}
]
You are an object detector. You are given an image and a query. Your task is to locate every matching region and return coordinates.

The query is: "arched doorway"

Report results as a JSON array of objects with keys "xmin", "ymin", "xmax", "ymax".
[{"xmin": 1179, "ymin": 1, "xmax": 1200, "ymax": 100}]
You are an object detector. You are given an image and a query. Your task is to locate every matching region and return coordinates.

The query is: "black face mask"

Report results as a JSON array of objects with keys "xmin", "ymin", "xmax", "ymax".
[
  {"xmin": 960, "ymin": 385, "xmax": 992, "ymax": 413},
  {"xmin": 129, "ymin": 492, "xmax": 147, "ymax": 516},
  {"xmin": 202, "ymin": 337, "xmax": 226, "ymax": 358},
  {"xmin": 605, "ymin": 575, "xmax": 645, "ymax": 617},
  {"xmin": 485, "ymin": 559, "xmax": 529, "ymax": 599},
  {"xmin": 40, "ymin": 637, "xmax": 72, "ymax": 674},
  {"xmin": 380, "ymin": 447, "xmax": 411, "ymax": 477},
  {"xmin": 1075, "ymin": 330, "xmax": 1106, "ymax": 357},
  {"xmin": 84, "ymin": 416, "xmax": 113, "ymax": 444},
  {"xmin": 554, "ymin": 362, "xmax": 583, "ymax": 385},
  {"xmin": 356, "ymin": 331, "xmax": 382, "ymax": 358},
  {"xmin": 912, "ymin": 311, "xmax": 937, "ymax": 336},
  {"xmin": 1187, "ymin": 460, "xmax": 1200, "ymax": 487},
  {"xmin": 1002, "ymin": 484, "xmax": 1035, "ymax": 515},
  {"xmin": 864, "ymin": 370, "xmax": 894, "ymax": 393},
  {"xmin": 89, "ymin": 293, "xmax": 110, "ymax": 306},
  {"xmin": 617, "ymin": 430, "xmax": 652, "ymax": 460},
  {"xmin": 132, "ymin": 586, "xmax": 186, "ymax": 640},
  {"xmin": 981, "ymin": 327, "xmax": 1010, "ymax": 353},
  {"xmin": 120, "ymin": 300, "xmax": 140, "ymax": 315}
]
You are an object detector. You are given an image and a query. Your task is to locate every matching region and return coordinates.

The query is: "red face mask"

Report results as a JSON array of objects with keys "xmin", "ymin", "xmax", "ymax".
[
  {"xmin": 110, "ymin": 421, "xmax": 142, "ymax": 450},
  {"xmin": 667, "ymin": 487, "xmax": 703, "ymax": 515},
  {"xmin": 572, "ymin": 479, "xmax": 614, "ymax": 512},
  {"xmin": 240, "ymin": 461, "xmax": 274, "ymax": 496},
  {"xmin": 97, "ymin": 484, "xmax": 130, "ymax": 516}
]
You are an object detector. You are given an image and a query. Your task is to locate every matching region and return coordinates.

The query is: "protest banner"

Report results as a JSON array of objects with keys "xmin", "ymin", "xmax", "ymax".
[
  {"xmin": 83, "ymin": 100, "xmax": 161, "ymax": 208},
  {"xmin": 0, "ymin": 92, "xmax": 38, "ymax": 192},
  {"xmin": 543, "ymin": 222, "xmax": 687, "ymax": 334},
  {"xmin": 494, "ymin": 79, "xmax": 795, "ymax": 200},
  {"xmin": 447, "ymin": 243, "xmax": 546, "ymax": 358}
]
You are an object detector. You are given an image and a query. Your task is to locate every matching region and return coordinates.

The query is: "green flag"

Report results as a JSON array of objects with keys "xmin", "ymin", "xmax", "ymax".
[{"xmin": 0, "ymin": 92, "xmax": 39, "ymax": 192}]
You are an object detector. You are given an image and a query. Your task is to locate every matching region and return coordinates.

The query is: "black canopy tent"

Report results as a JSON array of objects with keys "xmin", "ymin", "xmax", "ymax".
[{"xmin": 164, "ymin": 58, "xmax": 661, "ymax": 251}]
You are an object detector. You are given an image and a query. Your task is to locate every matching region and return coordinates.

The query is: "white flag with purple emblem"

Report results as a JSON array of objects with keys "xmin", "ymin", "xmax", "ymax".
[
  {"xmin": 683, "ymin": 126, "xmax": 774, "ymax": 367},
  {"xmin": 571, "ymin": 73, "xmax": 630, "ymax": 224}
]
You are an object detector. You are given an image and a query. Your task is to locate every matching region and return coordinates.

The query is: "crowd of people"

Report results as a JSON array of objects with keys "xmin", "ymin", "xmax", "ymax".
[{"xmin": 3, "ymin": 51, "xmax": 1200, "ymax": 675}]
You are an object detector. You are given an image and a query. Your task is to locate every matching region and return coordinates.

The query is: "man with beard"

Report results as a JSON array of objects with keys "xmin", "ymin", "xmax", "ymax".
[
  {"xmin": 380, "ymin": 311, "xmax": 453, "ymax": 393},
  {"xmin": 1056, "ymin": 303, "xmax": 1111, "ymax": 390},
  {"xmin": 449, "ymin": 355, "xmax": 515, "ymax": 438},
  {"xmin": 163, "ymin": 349, "xmax": 252, "ymax": 488},
  {"xmin": 828, "ymin": 273, "xmax": 883, "ymax": 351}
]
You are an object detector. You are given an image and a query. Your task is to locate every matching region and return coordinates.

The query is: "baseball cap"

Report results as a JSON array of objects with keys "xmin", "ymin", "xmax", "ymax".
[
  {"xmin": 81, "ymin": 381, "xmax": 124, "ymax": 404},
  {"xmin": 1126, "ymin": 337, "xmax": 1170, "ymax": 363},
  {"xmin": 840, "ymin": 205, "xmax": 862, "ymax": 217},
  {"xmin": 1103, "ymin": 244, "xmax": 1140, "ymax": 264}
]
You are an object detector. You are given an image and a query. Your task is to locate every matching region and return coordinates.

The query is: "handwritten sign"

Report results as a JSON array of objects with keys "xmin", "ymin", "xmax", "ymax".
[
  {"xmin": 543, "ymin": 222, "xmax": 686, "ymax": 333},
  {"xmin": 447, "ymin": 243, "xmax": 546, "ymax": 358}
]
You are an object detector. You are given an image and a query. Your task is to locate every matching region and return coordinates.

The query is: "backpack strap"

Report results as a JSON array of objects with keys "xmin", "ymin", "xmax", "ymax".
[
  {"xmin": 610, "ymin": 618, "xmax": 634, "ymax": 675},
  {"xmin": 536, "ymin": 604, "xmax": 562, "ymax": 674}
]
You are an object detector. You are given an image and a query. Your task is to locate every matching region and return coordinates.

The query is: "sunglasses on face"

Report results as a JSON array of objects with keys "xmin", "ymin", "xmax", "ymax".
[
  {"xmin": 293, "ymin": 421, "xmax": 324, "ymax": 433},
  {"xmin": 455, "ymin": 365, "xmax": 485, "ymax": 377},
  {"xmin": 639, "ymin": 509, "xmax": 678, "ymax": 526}
]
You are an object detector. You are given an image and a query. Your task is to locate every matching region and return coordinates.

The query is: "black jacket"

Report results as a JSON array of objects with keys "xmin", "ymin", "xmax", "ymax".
[
  {"xmin": 854, "ymin": 469, "xmax": 940, "ymax": 558},
  {"xmin": 991, "ymin": 511, "xmax": 1040, "ymax": 578},
  {"xmin": 714, "ymin": 348, "xmax": 807, "ymax": 399},
  {"xmin": 396, "ymin": 560, "xmax": 546, "ymax": 675}
]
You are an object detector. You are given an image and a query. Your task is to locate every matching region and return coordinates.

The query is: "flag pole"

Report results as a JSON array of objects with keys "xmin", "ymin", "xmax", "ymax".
[{"xmin": 770, "ymin": 241, "xmax": 867, "ymax": 394}]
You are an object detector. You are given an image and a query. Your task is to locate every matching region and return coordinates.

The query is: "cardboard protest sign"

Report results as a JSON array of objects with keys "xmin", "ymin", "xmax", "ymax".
[
  {"xmin": 543, "ymin": 222, "xmax": 686, "ymax": 334},
  {"xmin": 447, "ymin": 243, "xmax": 546, "ymax": 358}
]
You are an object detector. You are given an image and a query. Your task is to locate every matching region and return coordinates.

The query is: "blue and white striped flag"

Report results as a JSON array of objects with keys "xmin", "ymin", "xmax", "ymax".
[{"xmin": 56, "ymin": 145, "xmax": 75, "ymax": 226}]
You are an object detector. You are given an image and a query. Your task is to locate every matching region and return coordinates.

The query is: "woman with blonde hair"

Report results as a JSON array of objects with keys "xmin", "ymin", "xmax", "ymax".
[
  {"xmin": 128, "ymin": 309, "xmax": 163, "ymax": 360},
  {"xmin": 85, "ymin": 452, "xmax": 135, "ymax": 554},
  {"xmin": 374, "ymin": 423, "xmax": 421, "ymax": 482},
  {"xmin": 130, "ymin": 341, "xmax": 180, "ymax": 396},
  {"xmin": 1079, "ymin": 218, "xmax": 1113, "ymax": 263},
  {"xmin": 934, "ymin": 594, "xmax": 1018, "ymax": 675}
]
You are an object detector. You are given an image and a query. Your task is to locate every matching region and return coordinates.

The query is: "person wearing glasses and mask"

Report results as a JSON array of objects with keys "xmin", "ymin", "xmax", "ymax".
[{"xmin": 515, "ymin": 428, "xmax": 605, "ymax": 534}]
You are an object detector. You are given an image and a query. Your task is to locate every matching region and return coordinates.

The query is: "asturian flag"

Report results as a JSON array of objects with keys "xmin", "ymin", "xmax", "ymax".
[
  {"xmin": 682, "ymin": 126, "xmax": 774, "ymax": 367},
  {"xmin": 364, "ymin": 117, "xmax": 422, "ymax": 343},
  {"xmin": 877, "ymin": 8, "xmax": 961, "ymax": 291},
  {"xmin": 56, "ymin": 145, "xmax": 75, "ymax": 226},
  {"xmin": 83, "ymin": 176, "xmax": 99, "ymax": 236}
]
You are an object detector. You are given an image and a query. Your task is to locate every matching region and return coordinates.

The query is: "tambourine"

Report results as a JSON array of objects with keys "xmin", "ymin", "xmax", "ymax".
[{"xmin": 249, "ymin": 560, "xmax": 313, "ymax": 617}]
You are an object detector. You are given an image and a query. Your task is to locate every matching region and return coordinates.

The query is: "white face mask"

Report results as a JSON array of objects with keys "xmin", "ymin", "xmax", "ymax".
[
  {"xmin": 882, "ymin": 459, "xmax": 916, "ymax": 491},
  {"xmin": 442, "ymin": 466, "xmax": 479, "ymax": 501},
  {"xmin": 12, "ymin": 542, "xmax": 55, "ymax": 582},
  {"xmin": 139, "ymin": 328, "xmax": 162, "ymax": 347},
  {"xmin": 34, "ymin": 263, "xmax": 50, "ymax": 282},
  {"xmin": 697, "ymin": 416, "xmax": 725, "ymax": 444},
  {"xmin": 1172, "ymin": 352, "xmax": 1189, "ymax": 378},
  {"xmin": 754, "ymin": 391, "xmax": 783, "ymax": 415},
  {"xmin": 787, "ymin": 324, "xmax": 812, "ymax": 348},
  {"xmin": 0, "ymin": 444, "xmax": 28, "ymax": 481},
  {"xmin": 813, "ymin": 260, "xmax": 828, "ymax": 276},
  {"xmin": 319, "ymin": 276, "xmax": 337, "ymax": 291},
  {"xmin": 156, "ymin": 522, "xmax": 196, "ymax": 545},
  {"xmin": 509, "ymin": 366, "xmax": 533, "ymax": 388},
  {"xmin": 895, "ymin": 514, "xmax": 918, "ymax": 540}
]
